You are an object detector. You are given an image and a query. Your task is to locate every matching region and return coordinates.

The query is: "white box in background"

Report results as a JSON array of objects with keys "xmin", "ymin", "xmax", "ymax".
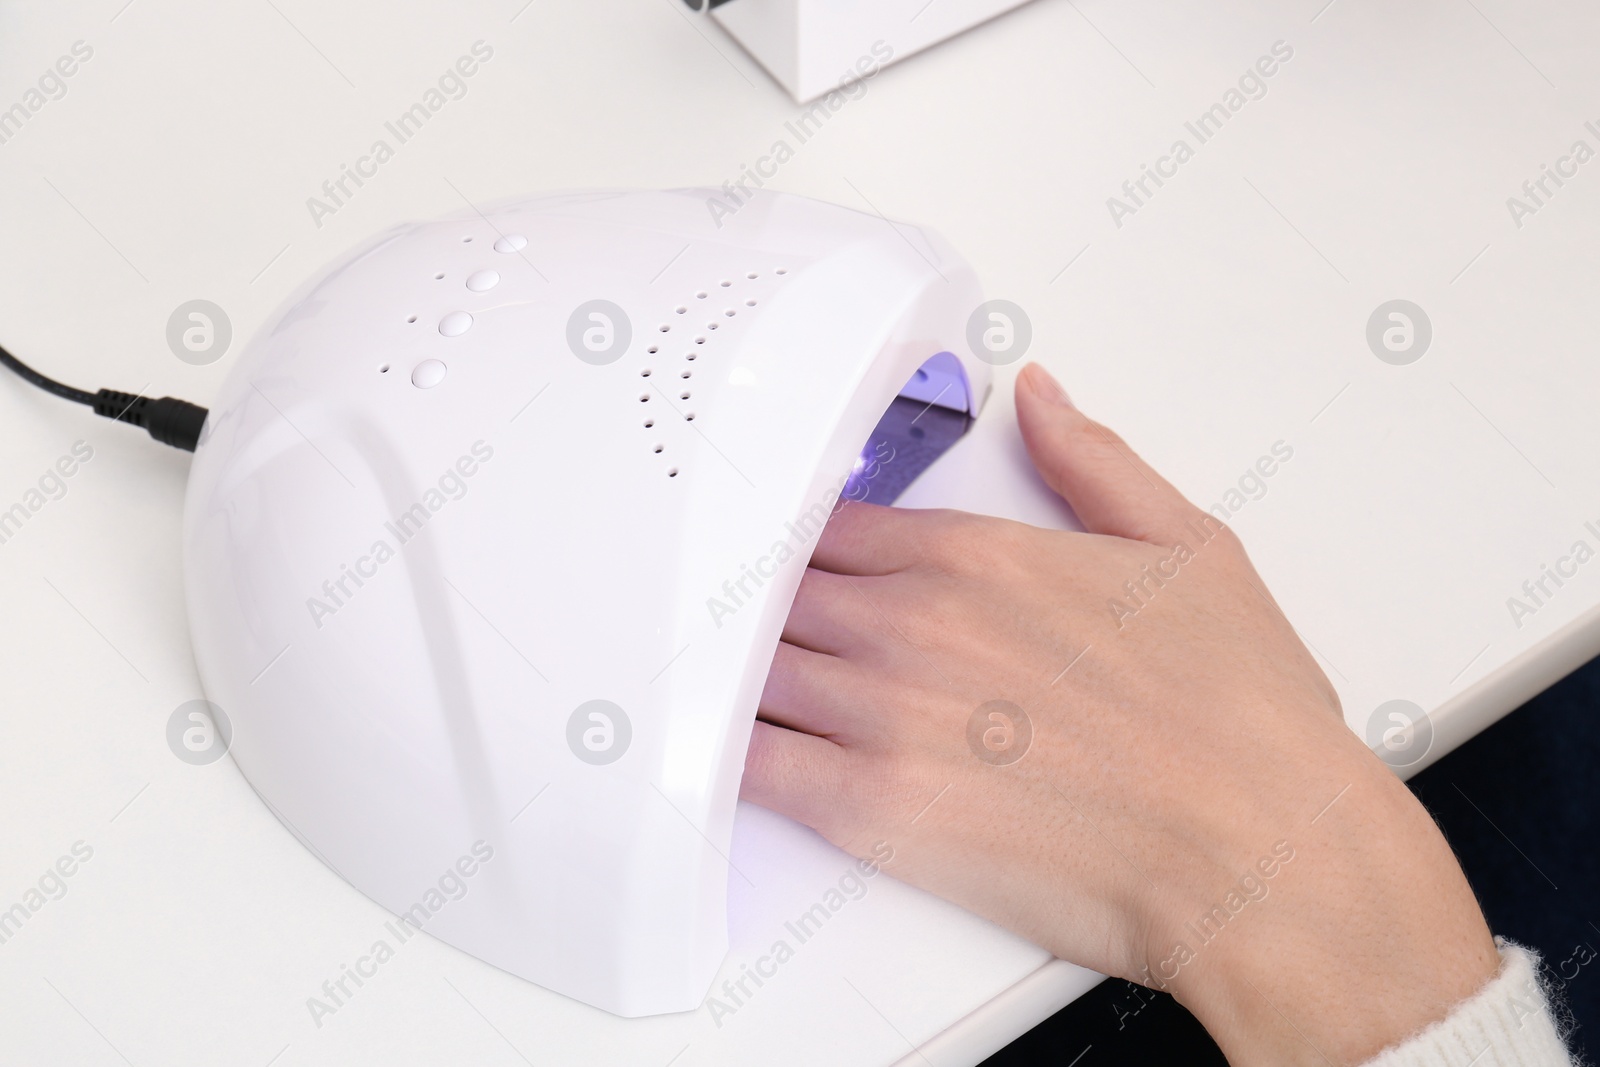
[{"xmin": 703, "ymin": 0, "xmax": 1037, "ymax": 102}]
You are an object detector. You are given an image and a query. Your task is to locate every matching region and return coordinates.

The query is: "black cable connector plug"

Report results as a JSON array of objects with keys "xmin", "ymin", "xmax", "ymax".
[
  {"xmin": 0, "ymin": 342, "xmax": 210, "ymax": 453},
  {"xmin": 93, "ymin": 390, "xmax": 209, "ymax": 452}
]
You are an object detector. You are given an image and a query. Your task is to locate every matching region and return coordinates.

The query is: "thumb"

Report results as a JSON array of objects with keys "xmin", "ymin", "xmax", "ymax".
[{"xmin": 1014, "ymin": 363, "xmax": 1205, "ymax": 544}]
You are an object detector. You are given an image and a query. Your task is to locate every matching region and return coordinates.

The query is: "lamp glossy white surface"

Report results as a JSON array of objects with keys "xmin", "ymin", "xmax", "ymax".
[{"xmin": 183, "ymin": 189, "xmax": 990, "ymax": 1016}]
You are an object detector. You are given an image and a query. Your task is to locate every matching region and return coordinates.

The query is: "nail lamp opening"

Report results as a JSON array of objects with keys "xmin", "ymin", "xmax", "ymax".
[{"xmin": 183, "ymin": 189, "xmax": 993, "ymax": 1017}]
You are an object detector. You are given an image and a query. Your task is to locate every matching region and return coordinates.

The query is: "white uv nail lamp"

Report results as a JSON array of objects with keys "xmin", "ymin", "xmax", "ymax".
[{"xmin": 183, "ymin": 189, "xmax": 992, "ymax": 1016}]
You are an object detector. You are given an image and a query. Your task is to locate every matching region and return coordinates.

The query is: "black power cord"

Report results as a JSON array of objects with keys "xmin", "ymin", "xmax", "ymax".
[{"xmin": 0, "ymin": 342, "xmax": 208, "ymax": 452}]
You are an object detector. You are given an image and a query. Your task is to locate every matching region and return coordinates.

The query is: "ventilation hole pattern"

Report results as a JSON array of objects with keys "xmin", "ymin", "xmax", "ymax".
[{"xmin": 636, "ymin": 265, "xmax": 789, "ymax": 479}]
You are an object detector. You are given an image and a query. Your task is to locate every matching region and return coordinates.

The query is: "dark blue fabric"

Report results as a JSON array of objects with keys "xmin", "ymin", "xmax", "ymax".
[{"xmin": 983, "ymin": 656, "xmax": 1600, "ymax": 1065}]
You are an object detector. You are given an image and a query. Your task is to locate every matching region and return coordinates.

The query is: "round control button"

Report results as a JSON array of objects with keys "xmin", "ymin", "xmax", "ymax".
[
  {"xmin": 438, "ymin": 311, "xmax": 473, "ymax": 337},
  {"xmin": 411, "ymin": 359, "xmax": 447, "ymax": 388},
  {"xmin": 466, "ymin": 269, "xmax": 500, "ymax": 292},
  {"xmin": 493, "ymin": 234, "xmax": 528, "ymax": 253}
]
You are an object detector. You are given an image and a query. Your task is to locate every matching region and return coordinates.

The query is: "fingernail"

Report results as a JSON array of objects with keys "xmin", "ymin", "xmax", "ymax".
[{"xmin": 1024, "ymin": 363, "xmax": 1073, "ymax": 407}]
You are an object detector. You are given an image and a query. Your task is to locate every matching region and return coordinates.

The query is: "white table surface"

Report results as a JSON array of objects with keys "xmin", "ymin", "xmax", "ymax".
[{"xmin": 2, "ymin": 1, "xmax": 1598, "ymax": 1064}]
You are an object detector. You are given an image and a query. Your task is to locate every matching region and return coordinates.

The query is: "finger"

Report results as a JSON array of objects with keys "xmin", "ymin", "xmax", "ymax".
[
  {"xmin": 741, "ymin": 720, "xmax": 855, "ymax": 836},
  {"xmin": 781, "ymin": 567, "xmax": 880, "ymax": 656},
  {"xmin": 1014, "ymin": 363, "xmax": 1208, "ymax": 545},
  {"xmin": 807, "ymin": 499, "xmax": 928, "ymax": 576},
  {"xmin": 758, "ymin": 640, "xmax": 872, "ymax": 740}
]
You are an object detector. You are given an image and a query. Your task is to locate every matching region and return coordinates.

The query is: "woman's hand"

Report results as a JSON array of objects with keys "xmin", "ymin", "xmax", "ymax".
[{"xmin": 742, "ymin": 363, "xmax": 1499, "ymax": 1066}]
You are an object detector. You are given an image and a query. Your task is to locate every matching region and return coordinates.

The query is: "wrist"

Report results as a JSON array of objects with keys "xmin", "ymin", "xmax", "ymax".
[{"xmin": 1152, "ymin": 760, "xmax": 1499, "ymax": 1064}]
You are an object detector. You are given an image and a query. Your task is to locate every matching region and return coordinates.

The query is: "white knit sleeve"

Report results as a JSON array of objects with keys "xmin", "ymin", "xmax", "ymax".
[{"xmin": 1361, "ymin": 941, "xmax": 1575, "ymax": 1067}]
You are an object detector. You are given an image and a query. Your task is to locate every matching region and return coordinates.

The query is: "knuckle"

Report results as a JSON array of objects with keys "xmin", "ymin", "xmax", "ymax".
[
  {"xmin": 919, "ymin": 510, "xmax": 986, "ymax": 568},
  {"xmin": 920, "ymin": 511, "xmax": 1038, "ymax": 576},
  {"xmin": 1197, "ymin": 518, "xmax": 1247, "ymax": 560},
  {"xmin": 861, "ymin": 751, "xmax": 927, "ymax": 821}
]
